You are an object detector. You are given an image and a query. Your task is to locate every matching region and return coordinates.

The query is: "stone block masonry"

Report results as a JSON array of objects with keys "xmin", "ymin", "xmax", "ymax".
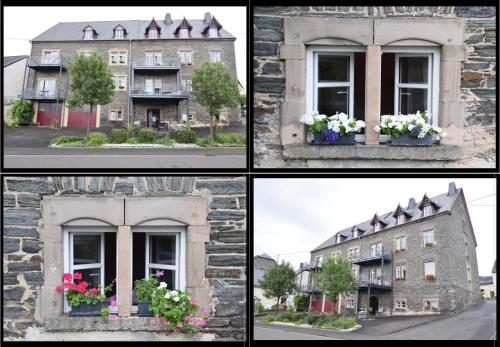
[
  {"xmin": 2, "ymin": 176, "xmax": 246, "ymax": 340},
  {"xmin": 254, "ymin": 6, "xmax": 496, "ymax": 168}
]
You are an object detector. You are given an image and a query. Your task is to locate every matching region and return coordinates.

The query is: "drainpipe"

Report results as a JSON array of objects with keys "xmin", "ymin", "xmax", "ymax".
[{"xmin": 128, "ymin": 39, "xmax": 132, "ymax": 126}]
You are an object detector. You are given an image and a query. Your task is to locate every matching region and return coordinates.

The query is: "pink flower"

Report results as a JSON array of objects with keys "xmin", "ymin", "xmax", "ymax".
[
  {"xmin": 108, "ymin": 314, "xmax": 117, "ymax": 321},
  {"xmin": 190, "ymin": 299, "xmax": 199, "ymax": 306},
  {"xmin": 64, "ymin": 282, "xmax": 72, "ymax": 289},
  {"xmin": 110, "ymin": 299, "xmax": 117, "ymax": 308},
  {"xmin": 55, "ymin": 285, "xmax": 64, "ymax": 294},
  {"xmin": 155, "ymin": 270, "xmax": 164, "ymax": 278},
  {"xmin": 63, "ymin": 273, "xmax": 73, "ymax": 281},
  {"xmin": 89, "ymin": 288, "xmax": 98, "ymax": 296},
  {"xmin": 73, "ymin": 272, "xmax": 82, "ymax": 280},
  {"xmin": 200, "ymin": 307, "xmax": 209, "ymax": 315}
]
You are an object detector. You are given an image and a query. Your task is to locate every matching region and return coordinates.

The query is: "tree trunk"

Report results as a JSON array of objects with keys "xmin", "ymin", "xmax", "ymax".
[
  {"xmin": 209, "ymin": 114, "xmax": 214, "ymax": 141},
  {"xmin": 85, "ymin": 104, "xmax": 94, "ymax": 142},
  {"xmin": 276, "ymin": 297, "xmax": 280, "ymax": 316}
]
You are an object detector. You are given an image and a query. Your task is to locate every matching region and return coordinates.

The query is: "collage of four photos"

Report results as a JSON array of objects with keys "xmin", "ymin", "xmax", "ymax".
[{"xmin": 1, "ymin": 3, "xmax": 498, "ymax": 344}]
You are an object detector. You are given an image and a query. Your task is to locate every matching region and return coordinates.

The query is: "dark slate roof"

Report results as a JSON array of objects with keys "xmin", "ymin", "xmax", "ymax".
[
  {"xmin": 493, "ymin": 260, "xmax": 496, "ymax": 274},
  {"xmin": 4, "ymin": 55, "xmax": 28, "ymax": 68},
  {"xmin": 254, "ymin": 254, "xmax": 277, "ymax": 286},
  {"xmin": 480, "ymin": 276, "xmax": 494, "ymax": 285},
  {"xmin": 312, "ymin": 188, "xmax": 463, "ymax": 252},
  {"xmin": 32, "ymin": 18, "xmax": 235, "ymax": 42}
]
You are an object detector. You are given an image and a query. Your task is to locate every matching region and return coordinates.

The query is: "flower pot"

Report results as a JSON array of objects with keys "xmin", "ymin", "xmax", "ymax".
[
  {"xmin": 311, "ymin": 133, "xmax": 356, "ymax": 145},
  {"xmin": 390, "ymin": 134, "xmax": 433, "ymax": 146},
  {"xmin": 70, "ymin": 303, "xmax": 102, "ymax": 316},
  {"xmin": 137, "ymin": 301, "xmax": 154, "ymax": 317}
]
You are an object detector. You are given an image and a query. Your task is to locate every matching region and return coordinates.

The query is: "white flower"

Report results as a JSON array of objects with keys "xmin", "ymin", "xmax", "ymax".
[
  {"xmin": 173, "ymin": 296, "xmax": 180, "ymax": 302},
  {"xmin": 170, "ymin": 290, "xmax": 178, "ymax": 296},
  {"xmin": 158, "ymin": 282, "xmax": 168, "ymax": 289},
  {"xmin": 374, "ymin": 125, "xmax": 381, "ymax": 133},
  {"xmin": 408, "ymin": 124, "xmax": 415, "ymax": 131},
  {"xmin": 432, "ymin": 126, "xmax": 442, "ymax": 133},
  {"xmin": 337, "ymin": 112, "xmax": 349, "ymax": 122},
  {"xmin": 164, "ymin": 292, "xmax": 171, "ymax": 299},
  {"xmin": 299, "ymin": 114, "xmax": 314, "ymax": 125}
]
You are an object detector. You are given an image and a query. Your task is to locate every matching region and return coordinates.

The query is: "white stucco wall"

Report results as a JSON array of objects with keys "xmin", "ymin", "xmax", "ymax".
[{"xmin": 3, "ymin": 58, "xmax": 27, "ymax": 104}]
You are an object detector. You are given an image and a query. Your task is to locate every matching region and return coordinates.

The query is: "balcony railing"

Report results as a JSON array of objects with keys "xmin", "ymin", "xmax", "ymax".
[
  {"xmin": 132, "ymin": 57, "xmax": 181, "ymax": 69},
  {"xmin": 357, "ymin": 278, "xmax": 392, "ymax": 289},
  {"xmin": 351, "ymin": 251, "xmax": 392, "ymax": 265},
  {"xmin": 129, "ymin": 83, "xmax": 189, "ymax": 98},
  {"xmin": 28, "ymin": 56, "xmax": 66, "ymax": 70},
  {"xmin": 22, "ymin": 88, "xmax": 64, "ymax": 100}
]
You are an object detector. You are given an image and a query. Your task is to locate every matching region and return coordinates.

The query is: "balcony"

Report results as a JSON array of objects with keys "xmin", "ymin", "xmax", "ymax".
[
  {"xmin": 129, "ymin": 84, "xmax": 189, "ymax": 101},
  {"xmin": 28, "ymin": 56, "xmax": 66, "ymax": 71},
  {"xmin": 357, "ymin": 278, "xmax": 392, "ymax": 290},
  {"xmin": 351, "ymin": 252, "xmax": 392, "ymax": 266},
  {"xmin": 132, "ymin": 57, "xmax": 181, "ymax": 72},
  {"xmin": 298, "ymin": 284, "xmax": 322, "ymax": 294},
  {"xmin": 22, "ymin": 88, "xmax": 64, "ymax": 101}
]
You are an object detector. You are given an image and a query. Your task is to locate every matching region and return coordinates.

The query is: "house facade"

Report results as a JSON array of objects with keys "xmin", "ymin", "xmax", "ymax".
[
  {"xmin": 4, "ymin": 56, "xmax": 28, "ymax": 104},
  {"xmin": 304, "ymin": 182, "xmax": 481, "ymax": 316},
  {"xmin": 22, "ymin": 12, "xmax": 241, "ymax": 128},
  {"xmin": 479, "ymin": 276, "xmax": 495, "ymax": 300},
  {"xmin": 3, "ymin": 176, "xmax": 246, "ymax": 340},
  {"xmin": 253, "ymin": 253, "xmax": 277, "ymax": 308},
  {"xmin": 254, "ymin": 6, "xmax": 496, "ymax": 168}
]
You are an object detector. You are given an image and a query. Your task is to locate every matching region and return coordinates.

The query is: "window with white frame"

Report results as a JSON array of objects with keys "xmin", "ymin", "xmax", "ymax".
[
  {"xmin": 423, "ymin": 230, "xmax": 434, "ymax": 245},
  {"xmin": 370, "ymin": 242, "xmax": 383, "ymax": 257},
  {"xmin": 113, "ymin": 76, "xmax": 127, "ymax": 90},
  {"xmin": 370, "ymin": 268, "xmax": 381, "ymax": 283},
  {"xmin": 179, "ymin": 51, "xmax": 193, "ymax": 65},
  {"xmin": 395, "ymin": 300, "xmax": 407, "ymax": 310},
  {"xmin": 84, "ymin": 29, "xmax": 94, "ymax": 40},
  {"xmin": 395, "ymin": 236, "xmax": 407, "ymax": 251},
  {"xmin": 109, "ymin": 109, "xmax": 123, "ymax": 121},
  {"xmin": 210, "ymin": 51, "xmax": 221, "ymax": 63},
  {"xmin": 397, "ymin": 214, "xmax": 406, "ymax": 225},
  {"xmin": 331, "ymin": 251, "xmax": 341, "ymax": 259},
  {"xmin": 43, "ymin": 50, "xmax": 59, "ymax": 64},
  {"xmin": 181, "ymin": 79, "xmax": 192, "ymax": 92},
  {"xmin": 209, "ymin": 27, "xmax": 218, "ymax": 38},
  {"xmin": 345, "ymin": 298, "xmax": 355, "ymax": 308},
  {"xmin": 374, "ymin": 222, "xmax": 381, "ymax": 232},
  {"xmin": 38, "ymin": 79, "xmax": 56, "ymax": 97},
  {"xmin": 110, "ymin": 50, "xmax": 127, "ymax": 65},
  {"xmin": 395, "ymin": 264, "xmax": 407, "ymax": 279},
  {"xmin": 348, "ymin": 248, "xmax": 359, "ymax": 259},
  {"xmin": 149, "ymin": 28, "xmax": 158, "ymax": 39},
  {"xmin": 423, "ymin": 205, "xmax": 433, "ymax": 217},
  {"xmin": 180, "ymin": 28, "xmax": 189, "ymax": 38},
  {"xmin": 114, "ymin": 28, "xmax": 124, "ymax": 39},
  {"xmin": 352, "ymin": 228, "xmax": 358, "ymax": 238},
  {"xmin": 336, "ymin": 234, "xmax": 342, "ymax": 243},
  {"xmin": 146, "ymin": 234, "xmax": 179, "ymax": 289},
  {"xmin": 351, "ymin": 266, "xmax": 359, "ymax": 280},
  {"xmin": 423, "ymin": 299, "xmax": 439, "ymax": 311},
  {"xmin": 424, "ymin": 261, "xmax": 436, "ymax": 277}
]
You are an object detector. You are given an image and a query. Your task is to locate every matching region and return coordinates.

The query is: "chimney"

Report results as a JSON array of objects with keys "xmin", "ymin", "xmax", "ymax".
[
  {"xmin": 448, "ymin": 182, "xmax": 457, "ymax": 196},
  {"xmin": 204, "ymin": 12, "xmax": 211, "ymax": 23},
  {"xmin": 299, "ymin": 262, "xmax": 303, "ymax": 270},
  {"xmin": 164, "ymin": 13, "xmax": 172, "ymax": 25},
  {"xmin": 408, "ymin": 198, "xmax": 417, "ymax": 210}
]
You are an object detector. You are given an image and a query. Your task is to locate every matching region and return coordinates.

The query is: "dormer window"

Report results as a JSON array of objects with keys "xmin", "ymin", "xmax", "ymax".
[
  {"xmin": 423, "ymin": 205, "xmax": 433, "ymax": 217},
  {"xmin": 336, "ymin": 234, "xmax": 341, "ymax": 243},
  {"xmin": 374, "ymin": 222, "xmax": 381, "ymax": 232},
  {"xmin": 115, "ymin": 28, "xmax": 124, "ymax": 39},
  {"xmin": 180, "ymin": 28, "xmax": 189, "ymax": 38},
  {"xmin": 353, "ymin": 228, "xmax": 358, "ymax": 239},
  {"xmin": 209, "ymin": 27, "xmax": 218, "ymax": 38},
  {"xmin": 84, "ymin": 29, "xmax": 93, "ymax": 40},
  {"xmin": 397, "ymin": 214, "xmax": 406, "ymax": 225},
  {"xmin": 149, "ymin": 29, "xmax": 158, "ymax": 39}
]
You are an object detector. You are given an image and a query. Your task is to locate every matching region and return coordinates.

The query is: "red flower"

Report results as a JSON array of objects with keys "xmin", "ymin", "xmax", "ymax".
[
  {"xmin": 73, "ymin": 273, "xmax": 82, "ymax": 280},
  {"xmin": 64, "ymin": 282, "xmax": 72, "ymax": 289},
  {"xmin": 90, "ymin": 288, "xmax": 98, "ymax": 296},
  {"xmin": 81, "ymin": 281, "xmax": 89, "ymax": 289},
  {"xmin": 63, "ymin": 273, "xmax": 73, "ymax": 281},
  {"xmin": 55, "ymin": 285, "xmax": 64, "ymax": 294}
]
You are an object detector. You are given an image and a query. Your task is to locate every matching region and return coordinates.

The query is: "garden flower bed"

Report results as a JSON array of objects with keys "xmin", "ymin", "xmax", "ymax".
[{"xmin": 260, "ymin": 312, "xmax": 361, "ymax": 332}]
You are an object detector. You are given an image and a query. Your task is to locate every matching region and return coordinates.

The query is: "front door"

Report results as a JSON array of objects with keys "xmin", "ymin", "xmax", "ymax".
[
  {"xmin": 147, "ymin": 109, "xmax": 160, "ymax": 128},
  {"xmin": 369, "ymin": 296, "xmax": 379, "ymax": 315}
]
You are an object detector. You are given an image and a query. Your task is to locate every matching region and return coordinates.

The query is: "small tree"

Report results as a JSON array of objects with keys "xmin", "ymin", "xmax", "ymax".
[
  {"xmin": 314, "ymin": 257, "xmax": 358, "ymax": 311},
  {"xmin": 67, "ymin": 51, "xmax": 115, "ymax": 141},
  {"xmin": 191, "ymin": 62, "xmax": 239, "ymax": 140},
  {"xmin": 259, "ymin": 261, "xmax": 298, "ymax": 315},
  {"xmin": 10, "ymin": 100, "xmax": 34, "ymax": 125}
]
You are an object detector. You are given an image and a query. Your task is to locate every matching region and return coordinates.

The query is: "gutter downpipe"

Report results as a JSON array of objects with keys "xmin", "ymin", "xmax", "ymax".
[{"xmin": 128, "ymin": 38, "xmax": 132, "ymax": 126}]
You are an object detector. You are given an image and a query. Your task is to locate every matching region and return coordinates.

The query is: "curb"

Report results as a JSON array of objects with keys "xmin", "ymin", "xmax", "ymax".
[
  {"xmin": 49, "ymin": 145, "xmax": 245, "ymax": 150},
  {"xmin": 268, "ymin": 321, "xmax": 362, "ymax": 333}
]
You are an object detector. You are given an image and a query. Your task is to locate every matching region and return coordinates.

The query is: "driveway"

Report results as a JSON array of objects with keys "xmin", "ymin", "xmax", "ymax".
[{"xmin": 254, "ymin": 301, "xmax": 496, "ymax": 340}]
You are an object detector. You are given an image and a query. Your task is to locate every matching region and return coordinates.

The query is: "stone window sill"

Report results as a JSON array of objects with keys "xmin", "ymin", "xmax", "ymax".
[
  {"xmin": 283, "ymin": 144, "xmax": 461, "ymax": 161},
  {"xmin": 45, "ymin": 316, "xmax": 167, "ymax": 332}
]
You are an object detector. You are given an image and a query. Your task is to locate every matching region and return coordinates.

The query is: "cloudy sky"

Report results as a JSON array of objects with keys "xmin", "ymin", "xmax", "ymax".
[
  {"xmin": 3, "ymin": 6, "xmax": 247, "ymax": 89},
  {"xmin": 254, "ymin": 178, "xmax": 496, "ymax": 276}
]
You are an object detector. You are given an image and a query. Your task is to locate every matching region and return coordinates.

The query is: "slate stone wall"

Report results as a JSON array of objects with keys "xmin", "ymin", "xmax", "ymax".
[
  {"xmin": 2, "ymin": 176, "xmax": 246, "ymax": 340},
  {"xmin": 253, "ymin": 6, "xmax": 496, "ymax": 168}
]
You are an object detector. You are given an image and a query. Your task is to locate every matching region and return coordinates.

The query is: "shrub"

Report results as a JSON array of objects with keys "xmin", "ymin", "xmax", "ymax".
[
  {"xmin": 257, "ymin": 303, "xmax": 265, "ymax": 313},
  {"xmin": 175, "ymin": 129, "xmax": 197, "ymax": 144},
  {"xmin": 138, "ymin": 128, "xmax": 157, "ymax": 143},
  {"xmin": 196, "ymin": 137, "xmax": 218, "ymax": 147},
  {"xmin": 11, "ymin": 100, "xmax": 34, "ymax": 124},
  {"xmin": 280, "ymin": 312, "xmax": 295, "ymax": 322},
  {"xmin": 154, "ymin": 135, "xmax": 174, "ymax": 146},
  {"xmin": 306, "ymin": 314, "xmax": 319, "ymax": 325},
  {"xmin": 263, "ymin": 316, "xmax": 278, "ymax": 323},
  {"xmin": 127, "ymin": 125, "xmax": 139, "ymax": 138},
  {"xmin": 88, "ymin": 132, "xmax": 107, "ymax": 147},
  {"xmin": 50, "ymin": 135, "xmax": 84, "ymax": 145},
  {"xmin": 49, "ymin": 119, "xmax": 60, "ymax": 129},
  {"xmin": 215, "ymin": 132, "xmax": 246, "ymax": 145},
  {"xmin": 110, "ymin": 128, "xmax": 128, "ymax": 144},
  {"xmin": 294, "ymin": 294, "xmax": 310, "ymax": 312},
  {"xmin": 127, "ymin": 138, "xmax": 139, "ymax": 144}
]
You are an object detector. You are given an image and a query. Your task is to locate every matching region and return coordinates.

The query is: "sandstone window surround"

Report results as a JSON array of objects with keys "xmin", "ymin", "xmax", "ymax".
[
  {"xmin": 38, "ymin": 195, "xmax": 210, "ymax": 322},
  {"xmin": 280, "ymin": 17, "xmax": 465, "ymax": 148}
]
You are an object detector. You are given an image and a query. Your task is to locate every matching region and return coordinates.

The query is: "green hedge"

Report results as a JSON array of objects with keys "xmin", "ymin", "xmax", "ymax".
[
  {"xmin": 175, "ymin": 129, "xmax": 197, "ymax": 144},
  {"xmin": 88, "ymin": 132, "xmax": 107, "ymax": 147},
  {"xmin": 138, "ymin": 128, "xmax": 157, "ymax": 143},
  {"xmin": 11, "ymin": 100, "xmax": 34, "ymax": 124},
  {"xmin": 110, "ymin": 129, "xmax": 128, "ymax": 144}
]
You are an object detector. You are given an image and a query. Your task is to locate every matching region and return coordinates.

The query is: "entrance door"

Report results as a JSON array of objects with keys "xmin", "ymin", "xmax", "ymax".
[
  {"xmin": 37, "ymin": 102, "xmax": 62, "ymax": 126},
  {"xmin": 67, "ymin": 105, "xmax": 97, "ymax": 128},
  {"xmin": 369, "ymin": 296, "xmax": 379, "ymax": 315},
  {"xmin": 147, "ymin": 109, "xmax": 160, "ymax": 128}
]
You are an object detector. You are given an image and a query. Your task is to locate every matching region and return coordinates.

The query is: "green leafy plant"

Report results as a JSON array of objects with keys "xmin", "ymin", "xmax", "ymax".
[
  {"xmin": 133, "ymin": 274, "xmax": 159, "ymax": 302},
  {"xmin": 196, "ymin": 137, "xmax": 218, "ymax": 147},
  {"xmin": 215, "ymin": 132, "xmax": 246, "ymax": 145},
  {"xmin": 55, "ymin": 272, "xmax": 113, "ymax": 308},
  {"xmin": 10, "ymin": 100, "xmax": 34, "ymax": 124},
  {"xmin": 110, "ymin": 128, "xmax": 128, "ymax": 144},
  {"xmin": 49, "ymin": 119, "xmax": 60, "ymax": 129},
  {"xmin": 314, "ymin": 257, "xmax": 358, "ymax": 303},
  {"xmin": 293, "ymin": 294, "xmax": 310, "ymax": 312},
  {"xmin": 374, "ymin": 111, "xmax": 446, "ymax": 140},
  {"xmin": 101, "ymin": 306, "xmax": 109, "ymax": 321},
  {"xmin": 154, "ymin": 135, "xmax": 174, "ymax": 146},
  {"xmin": 50, "ymin": 136, "xmax": 84, "ymax": 145},
  {"xmin": 88, "ymin": 132, "xmax": 107, "ymax": 147},
  {"xmin": 259, "ymin": 261, "xmax": 298, "ymax": 316},
  {"xmin": 175, "ymin": 129, "xmax": 197, "ymax": 144},
  {"xmin": 425, "ymin": 242, "xmax": 434, "ymax": 248},
  {"xmin": 127, "ymin": 125, "xmax": 139, "ymax": 139},
  {"xmin": 257, "ymin": 303, "xmax": 265, "ymax": 313},
  {"xmin": 127, "ymin": 138, "xmax": 139, "ymax": 144},
  {"xmin": 138, "ymin": 128, "xmax": 157, "ymax": 143}
]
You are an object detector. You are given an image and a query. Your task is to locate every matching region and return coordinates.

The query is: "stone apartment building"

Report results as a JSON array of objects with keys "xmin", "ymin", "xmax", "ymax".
[
  {"xmin": 22, "ymin": 12, "xmax": 241, "ymax": 128},
  {"xmin": 254, "ymin": 6, "xmax": 496, "ymax": 168},
  {"xmin": 304, "ymin": 182, "xmax": 481, "ymax": 316},
  {"xmin": 3, "ymin": 176, "xmax": 246, "ymax": 340}
]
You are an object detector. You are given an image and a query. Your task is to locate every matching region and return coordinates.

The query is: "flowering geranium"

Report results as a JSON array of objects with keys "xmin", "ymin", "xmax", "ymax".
[
  {"xmin": 300, "ymin": 111, "xmax": 366, "ymax": 141},
  {"xmin": 56, "ymin": 272, "xmax": 113, "ymax": 308},
  {"xmin": 374, "ymin": 111, "xmax": 446, "ymax": 139}
]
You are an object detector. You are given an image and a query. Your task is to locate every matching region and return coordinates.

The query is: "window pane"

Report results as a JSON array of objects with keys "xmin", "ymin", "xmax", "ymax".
[
  {"xmin": 149, "ymin": 268, "xmax": 175, "ymax": 290},
  {"xmin": 399, "ymin": 88, "xmax": 427, "ymax": 114},
  {"xmin": 318, "ymin": 87, "xmax": 349, "ymax": 115},
  {"xmin": 73, "ymin": 234, "xmax": 100, "ymax": 265},
  {"xmin": 318, "ymin": 55, "xmax": 349, "ymax": 82},
  {"xmin": 424, "ymin": 262, "xmax": 435, "ymax": 275},
  {"xmin": 400, "ymin": 57, "xmax": 428, "ymax": 83},
  {"xmin": 76, "ymin": 267, "xmax": 101, "ymax": 289},
  {"xmin": 150, "ymin": 235, "xmax": 176, "ymax": 266}
]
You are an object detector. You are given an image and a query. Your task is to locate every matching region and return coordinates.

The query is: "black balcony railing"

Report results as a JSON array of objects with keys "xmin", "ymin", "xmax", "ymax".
[
  {"xmin": 28, "ymin": 56, "xmax": 66, "ymax": 70},
  {"xmin": 129, "ymin": 83, "xmax": 189, "ymax": 99},
  {"xmin": 357, "ymin": 278, "xmax": 392, "ymax": 289},
  {"xmin": 351, "ymin": 251, "xmax": 392, "ymax": 265},
  {"xmin": 132, "ymin": 57, "xmax": 181, "ymax": 69},
  {"xmin": 22, "ymin": 88, "xmax": 64, "ymax": 100}
]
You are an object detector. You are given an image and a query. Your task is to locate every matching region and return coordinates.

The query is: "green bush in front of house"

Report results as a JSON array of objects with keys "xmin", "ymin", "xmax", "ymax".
[
  {"xmin": 127, "ymin": 125, "xmax": 139, "ymax": 139},
  {"xmin": 138, "ymin": 128, "xmax": 157, "ymax": 143},
  {"xmin": 175, "ymin": 129, "xmax": 197, "ymax": 144},
  {"xmin": 10, "ymin": 100, "xmax": 34, "ymax": 125},
  {"xmin": 88, "ymin": 132, "xmax": 107, "ymax": 147},
  {"xmin": 110, "ymin": 128, "xmax": 128, "ymax": 144},
  {"xmin": 50, "ymin": 135, "xmax": 85, "ymax": 145}
]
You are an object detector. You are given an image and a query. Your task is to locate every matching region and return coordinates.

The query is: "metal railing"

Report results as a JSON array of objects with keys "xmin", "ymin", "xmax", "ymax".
[
  {"xmin": 129, "ymin": 83, "xmax": 189, "ymax": 96},
  {"xmin": 358, "ymin": 278, "xmax": 392, "ymax": 287},
  {"xmin": 28, "ymin": 55, "xmax": 65, "ymax": 66},
  {"xmin": 22, "ymin": 88, "xmax": 62, "ymax": 99},
  {"xmin": 132, "ymin": 57, "xmax": 181, "ymax": 69}
]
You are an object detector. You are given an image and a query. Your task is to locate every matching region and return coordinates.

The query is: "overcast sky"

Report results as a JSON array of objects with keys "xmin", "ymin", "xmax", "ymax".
[
  {"xmin": 254, "ymin": 178, "xmax": 496, "ymax": 276},
  {"xmin": 3, "ymin": 6, "xmax": 247, "ymax": 89}
]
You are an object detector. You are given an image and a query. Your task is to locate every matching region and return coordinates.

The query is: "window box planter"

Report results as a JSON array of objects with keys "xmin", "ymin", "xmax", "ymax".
[
  {"xmin": 390, "ymin": 134, "xmax": 433, "ymax": 147},
  {"xmin": 137, "ymin": 301, "xmax": 154, "ymax": 317},
  {"xmin": 425, "ymin": 275, "xmax": 436, "ymax": 281},
  {"xmin": 312, "ymin": 133, "xmax": 355, "ymax": 146},
  {"xmin": 425, "ymin": 242, "xmax": 434, "ymax": 248},
  {"xmin": 70, "ymin": 299, "xmax": 109, "ymax": 316}
]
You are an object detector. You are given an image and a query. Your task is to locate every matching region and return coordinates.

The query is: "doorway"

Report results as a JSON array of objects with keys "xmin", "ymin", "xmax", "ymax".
[
  {"xmin": 147, "ymin": 109, "xmax": 160, "ymax": 128},
  {"xmin": 369, "ymin": 296, "xmax": 379, "ymax": 315}
]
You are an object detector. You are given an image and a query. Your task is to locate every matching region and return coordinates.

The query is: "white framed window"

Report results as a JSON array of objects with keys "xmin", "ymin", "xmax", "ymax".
[
  {"xmin": 209, "ymin": 27, "xmax": 218, "ymax": 38},
  {"xmin": 423, "ymin": 230, "xmax": 434, "ymax": 245},
  {"xmin": 153, "ymin": 79, "xmax": 162, "ymax": 94},
  {"xmin": 179, "ymin": 51, "xmax": 193, "ymax": 65},
  {"xmin": 370, "ymin": 268, "xmax": 381, "ymax": 283},
  {"xmin": 348, "ymin": 248, "xmax": 359, "ymax": 259},
  {"xmin": 352, "ymin": 228, "xmax": 358, "ymax": 238},
  {"xmin": 149, "ymin": 28, "xmax": 158, "ymax": 39},
  {"xmin": 38, "ymin": 79, "xmax": 56, "ymax": 97},
  {"xmin": 382, "ymin": 47, "xmax": 440, "ymax": 126},
  {"xmin": 114, "ymin": 28, "xmax": 124, "ymax": 39},
  {"xmin": 210, "ymin": 51, "xmax": 221, "ymax": 63},
  {"xmin": 331, "ymin": 251, "xmax": 341, "ymax": 259},
  {"xmin": 395, "ymin": 236, "xmax": 407, "ymax": 251},
  {"xmin": 43, "ymin": 50, "xmax": 60, "ymax": 64},
  {"xmin": 113, "ymin": 75, "xmax": 127, "ymax": 90},
  {"xmin": 370, "ymin": 243, "xmax": 383, "ymax": 257},
  {"xmin": 351, "ymin": 266, "xmax": 359, "ymax": 280},
  {"xmin": 374, "ymin": 222, "xmax": 381, "ymax": 232},
  {"xmin": 395, "ymin": 300, "xmax": 407, "ymax": 310},
  {"xmin": 395, "ymin": 265, "xmax": 407, "ymax": 279},
  {"xmin": 181, "ymin": 79, "xmax": 192, "ymax": 92},
  {"xmin": 397, "ymin": 214, "xmax": 406, "ymax": 225},
  {"xmin": 423, "ymin": 299, "xmax": 439, "ymax": 311},
  {"xmin": 423, "ymin": 205, "xmax": 433, "ymax": 217},
  {"xmin": 145, "ymin": 233, "xmax": 182, "ymax": 290},
  {"xmin": 336, "ymin": 234, "xmax": 342, "ymax": 243},
  {"xmin": 110, "ymin": 51, "xmax": 127, "ymax": 65},
  {"xmin": 84, "ymin": 29, "xmax": 94, "ymax": 40},
  {"xmin": 345, "ymin": 298, "xmax": 355, "ymax": 308},
  {"xmin": 315, "ymin": 255, "xmax": 323, "ymax": 267},
  {"xmin": 424, "ymin": 261, "xmax": 436, "ymax": 277},
  {"xmin": 179, "ymin": 28, "xmax": 189, "ymax": 38},
  {"xmin": 109, "ymin": 109, "xmax": 123, "ymax": 121},
  {"xmin": 146, "ymin": 52, "xmax": 162, "ymax": 66}
]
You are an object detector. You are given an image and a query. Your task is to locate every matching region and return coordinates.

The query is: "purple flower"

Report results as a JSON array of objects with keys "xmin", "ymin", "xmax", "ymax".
[
  {"xmin": 322, "ymin": 129, "xmax": 340, "ymax": 143},
  {"xmin": 155, "ymin": 270, "xmax": 164, "ymax": 278}
]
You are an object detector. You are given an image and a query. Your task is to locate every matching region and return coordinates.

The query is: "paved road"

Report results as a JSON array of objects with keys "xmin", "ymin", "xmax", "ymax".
[{"xmin": 254, "ymin": 301, "xmax": 496, "ymax": 340}]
